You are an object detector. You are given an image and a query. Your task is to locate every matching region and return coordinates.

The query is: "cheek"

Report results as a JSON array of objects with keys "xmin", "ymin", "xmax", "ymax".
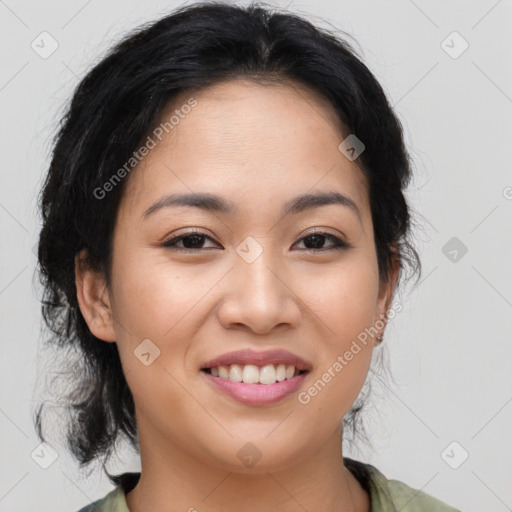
[
  {"xmin": 109, "ymin": 254, "xmax": 196, "ymax": 418},
  {"xmin": 108, "ymin": 250, "xmax": 218, "ymax": 395},
  {"xmin": 294, "ymin": 254, "xmax": 379, "ymax": 411},
  {"xmin": 109, "ymin": 248, "xmax": 206, "ymax": 339},
  {"xmin": 298, "ymin": 252, "xmax": 380, "ymax": 337}
]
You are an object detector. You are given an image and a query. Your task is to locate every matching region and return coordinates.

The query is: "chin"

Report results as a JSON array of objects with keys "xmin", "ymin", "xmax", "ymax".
[{"xmin": 203, "ymin": 435, "xmax": 311, "ymax": 474}]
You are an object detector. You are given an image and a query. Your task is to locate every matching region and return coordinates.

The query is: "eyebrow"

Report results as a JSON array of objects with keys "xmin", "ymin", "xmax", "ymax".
[{"xmin": 142, "ymin": 190, "xmax": 362, "ymax": 224}]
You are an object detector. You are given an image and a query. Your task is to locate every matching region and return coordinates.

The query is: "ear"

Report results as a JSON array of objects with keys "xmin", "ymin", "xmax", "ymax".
[
  {"xmin": 375, "ymin": 254, "xmax": 401, "ymax": 345},
  {"xmin": 75, "ymin": 249, "xmax": 116, "ymax": 342}
]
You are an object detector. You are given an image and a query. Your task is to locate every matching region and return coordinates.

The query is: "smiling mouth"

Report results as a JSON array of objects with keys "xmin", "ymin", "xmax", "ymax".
[{"xmin": 201, "ymin": 364, "xmax": 308, "ymax": 385}]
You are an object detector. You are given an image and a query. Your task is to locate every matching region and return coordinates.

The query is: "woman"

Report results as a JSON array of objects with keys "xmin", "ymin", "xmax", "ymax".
[{"xmin": 34, "ymin": 2, "xmax": 460, "ymax": 511}]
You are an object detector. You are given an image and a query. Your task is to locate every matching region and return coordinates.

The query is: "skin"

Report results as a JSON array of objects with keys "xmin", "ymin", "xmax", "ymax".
[{"xmin": 76, "ymin": 78, "xmax": 400, "ymax": 512}]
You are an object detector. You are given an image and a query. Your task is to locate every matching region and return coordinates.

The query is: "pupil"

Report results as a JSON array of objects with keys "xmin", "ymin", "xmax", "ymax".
[
  {"xmin": 183, "ymin": 235, "xmax": 204, "ymax": 249},
  {"xmin": 305, "ymin": 234, "xmax": 324, "ymax": 249}
]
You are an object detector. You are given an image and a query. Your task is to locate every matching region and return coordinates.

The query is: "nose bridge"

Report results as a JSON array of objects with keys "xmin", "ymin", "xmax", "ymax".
[
  {"xmin": 217, "ymin": 235, "xmax": 301, "ymax": 332},
  {"xmin": 235, "ymin": 235, "xmax": 285, "ymax": 303}
]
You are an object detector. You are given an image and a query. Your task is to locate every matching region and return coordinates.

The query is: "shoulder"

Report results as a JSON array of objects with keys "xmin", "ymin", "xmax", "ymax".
[
  {"xmin": 344, "ymin": 457, "xmax": 461, "ymax": 512},
  {"xmin": 381, "ymin": 476, "xmax": 461, "ymax": 512},
  {"xmin": 74, "ymin": 485, "xmax": 129, "ymax": 512},
  {"xmin": 74, "ymin": 472, "xmax": 139, "ymax": 512}
]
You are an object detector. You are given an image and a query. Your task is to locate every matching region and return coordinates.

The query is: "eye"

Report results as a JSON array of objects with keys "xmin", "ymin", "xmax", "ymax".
[
  {"xmin": 293, "ymin": 232, "xmax": 349, "ymax": 251},
  {"xmin": 162, "ymin": 231, "xmax": 219, "ymax": 251},
  {"xmin": 161, "ymin": 230, "xmax": 350, "ymax": 252}
]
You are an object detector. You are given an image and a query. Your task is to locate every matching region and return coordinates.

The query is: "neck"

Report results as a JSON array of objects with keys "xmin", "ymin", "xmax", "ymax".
[{"xmin": 125, "ymin": 421, "xmax": 370, "ymax": 512}]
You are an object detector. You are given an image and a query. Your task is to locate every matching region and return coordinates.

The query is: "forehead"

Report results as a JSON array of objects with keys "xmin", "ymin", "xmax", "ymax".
[{"xmin": 119, "ymin": 79, "xmax": 369, "ymax": 221}]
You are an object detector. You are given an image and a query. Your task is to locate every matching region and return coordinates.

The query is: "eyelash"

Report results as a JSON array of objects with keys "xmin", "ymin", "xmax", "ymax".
[{"xmin": 161, "ymin": 230, "xmax": 351, "ymax": 253}]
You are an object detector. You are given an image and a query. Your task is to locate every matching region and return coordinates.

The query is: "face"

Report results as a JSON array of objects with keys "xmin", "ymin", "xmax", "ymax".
[{"xmin": 76, "ymin": 79, "xmax": 398, "ymax": 473}]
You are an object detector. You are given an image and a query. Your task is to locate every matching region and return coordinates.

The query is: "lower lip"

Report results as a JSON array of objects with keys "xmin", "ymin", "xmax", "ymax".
[{"xmin": 201, "ymin": 370, "xmax": 309, "ymax": 406}]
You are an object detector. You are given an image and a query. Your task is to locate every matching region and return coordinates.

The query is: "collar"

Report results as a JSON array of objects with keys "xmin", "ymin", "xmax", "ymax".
[{"xmin": 107, "ymin": 457, "xmax": 399, "ymax": 512}]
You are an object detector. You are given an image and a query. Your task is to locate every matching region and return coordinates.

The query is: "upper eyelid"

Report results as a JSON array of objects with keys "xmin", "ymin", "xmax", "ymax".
[{"xmin": 163, "ymin": 229, "xmax": 347, "ymax": 247}]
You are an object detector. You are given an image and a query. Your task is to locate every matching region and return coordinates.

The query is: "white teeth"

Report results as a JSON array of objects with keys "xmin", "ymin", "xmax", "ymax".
[
  {"xmin": 259, "ymin": 364, "xmax": 277, "ymax": 385},
  {"xmin": 229, "ymin": 364, "xmax": 243, "ymax": 382},
  {"xmin": 276, "ymin": 364, "xmax": 286, "ymax": 381},
  {"xmin": 207, "ymin": 363, "xmax": 301, "ymax": 384},
  {"xmin": 242, "ymin": 364, "xmax": 260, "ymax": 384}
]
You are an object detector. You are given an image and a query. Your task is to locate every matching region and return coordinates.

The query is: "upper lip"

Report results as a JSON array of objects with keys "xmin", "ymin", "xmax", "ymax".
[{"xmin": 201, "ymin": 349, "xmax": 312, "ymax": 372}]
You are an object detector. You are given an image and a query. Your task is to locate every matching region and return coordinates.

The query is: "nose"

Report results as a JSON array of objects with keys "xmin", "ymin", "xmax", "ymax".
[{"xmin": 216, "ymin": 247, "xmax": 302, "ymax": 335}]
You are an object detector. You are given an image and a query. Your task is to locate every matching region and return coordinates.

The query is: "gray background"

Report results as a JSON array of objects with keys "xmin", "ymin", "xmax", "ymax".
[{"xmin": 1, "ymin": 0, "xmax": 511, "ymax": 511}]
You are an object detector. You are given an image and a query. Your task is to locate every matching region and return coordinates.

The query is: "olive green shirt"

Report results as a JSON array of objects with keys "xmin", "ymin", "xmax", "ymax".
[{"xmin": 76, "ymin": 457, "xmax": 460, "ymax": 512}]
